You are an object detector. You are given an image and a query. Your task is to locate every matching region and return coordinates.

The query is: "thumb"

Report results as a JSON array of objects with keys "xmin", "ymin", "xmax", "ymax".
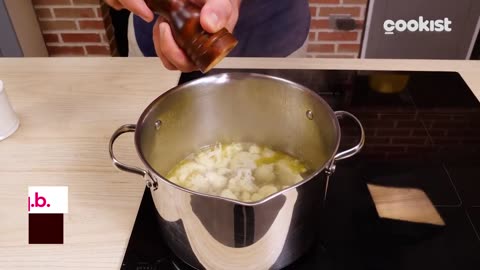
[{"xmin": 200, "ymin": 0, "xmax": 233, "ymax": 33}]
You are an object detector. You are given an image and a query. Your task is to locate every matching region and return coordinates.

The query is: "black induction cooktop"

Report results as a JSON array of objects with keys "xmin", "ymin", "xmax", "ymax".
[{"xmin": 121, "ymin": 69, "xmax": 480, "ymax": 270}]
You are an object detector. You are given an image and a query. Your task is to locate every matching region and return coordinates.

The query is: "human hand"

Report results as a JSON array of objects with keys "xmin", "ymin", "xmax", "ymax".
[
  {"xmin": 104, "ymin": 0, "xmax": 154, "ymax": 22},
  {"xmin": 153, "ymin": 0, "xmax": 241, "ymax": 72}
]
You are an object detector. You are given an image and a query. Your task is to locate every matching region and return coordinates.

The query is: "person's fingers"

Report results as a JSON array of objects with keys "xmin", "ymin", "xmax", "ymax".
[
  {"xmin": 199, "ymin": 0, "xmax": 233, "ymax": 33},
  {"xmin": 107, "ymin": 0, "xmax": 124, "ymax": 10},
  {"xmin": 153, "ymin": 20, "xmax": 176, "ymax": 70},
  {"xmin": 158, "ymin": 22, "xmax": 196, "ymax": 72},
  {"xmin": 118, "ymin": 0, "xmax": 154, "ymax": 22}
]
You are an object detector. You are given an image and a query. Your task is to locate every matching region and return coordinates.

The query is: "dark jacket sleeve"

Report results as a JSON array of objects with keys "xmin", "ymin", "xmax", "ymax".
[{"xmin": 134, "ymin": 0, "xmax": 310, "ymax": 57}]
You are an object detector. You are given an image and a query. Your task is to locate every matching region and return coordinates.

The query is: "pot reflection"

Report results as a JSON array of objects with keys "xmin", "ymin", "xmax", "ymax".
[{"xmin": 152, "ymin": 173, "xmax": 325, "ymax": 270}]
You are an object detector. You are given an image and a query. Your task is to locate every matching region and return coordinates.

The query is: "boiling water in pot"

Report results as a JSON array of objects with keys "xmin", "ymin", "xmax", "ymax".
[{"xmin": 166, "ymin": 142, "xmax": 312, "ymax": 202}]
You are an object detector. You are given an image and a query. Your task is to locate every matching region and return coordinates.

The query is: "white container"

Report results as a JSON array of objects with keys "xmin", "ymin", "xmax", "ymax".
[{"xmin": 0, "ymin": 80, "xmax": 20, "ymax": 141}]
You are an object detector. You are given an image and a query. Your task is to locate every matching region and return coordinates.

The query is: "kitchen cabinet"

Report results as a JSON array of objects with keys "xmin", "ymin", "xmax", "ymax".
[
  {"xmin": 0, "ymin": 0, "xmax": 47, "ymax": 57},
  {"xmin": 0, "ymin": 0, "xmax": 22, "ymax": 57}
]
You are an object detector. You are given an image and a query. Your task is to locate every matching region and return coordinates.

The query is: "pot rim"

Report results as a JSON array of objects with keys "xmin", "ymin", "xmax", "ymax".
[{"xmin": 134, "ymin": 72, "xmax": 341, "ymax": 206}]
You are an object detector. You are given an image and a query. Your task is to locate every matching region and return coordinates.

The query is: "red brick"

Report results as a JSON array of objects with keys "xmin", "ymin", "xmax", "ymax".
[
  {"xmin": 311, "ymin": 19, "xmax": 330, "ymax": 29},
  {"xmin": 98, "ymin": 4, "xmax": 110, "ymax": 18},
  {"xmin": 420, "ymin": 113, "xmax": 452, "ymax": 120},
  {"xmin": 72, "ymin": 0, "xmax": 101, "ymax": 5},
  {"xmin": 319, "ymin": 7, "xmax": 361, "ymax": 17},
  {"xmin": 307, "ymin": 44, "xmax": 335, "ymax": 53},
  {"xmin": 462, "ymin": 138, "xmax": 480, "ymax": 144},
  {"xmin": 365, "ymin": 128, "xmax": 375, "ymax": 136},
  {"xmin": 337, "ymin": 44, "xmax": 361, "ymax": 53},
  {"xmin": 433, "ymin": 138, "xmax": 461, "ymax": 145},
  {"xmin": 449, "ymin": 129, "xmax": 480, "ymax": 137},
  {"xmin": 387, "ymin": 153, "xmax": 417, "ymax": 160},
  {"xmin": 310, "ymin": 0, "xmax": 340, "ymax": 3},
  {"xmin": 33, "ymin": 0, "xmax": 71, "ymax": 5},
  {"xmin": 106, "ymin": 24, "xmax": 115, "ymax": 40},
  {"xmin": 54, "ymin": 8, "xmax": 96, "ymax": 18},
  {"xmin": 374, "ymin": 146, "xmax": 406, "ymax": 152},
  {"xmin": 317, "ymin": 31, "xmax": 358, "ymax": 41},
  {"xmin": 78, "ymin": 20, "xmax": 105, "ymax": 30},
  {"xmin": 407, "ymin": 146, "xmax": 434, "ymax": 153},
  {"xmin": 376, "ymin": 129, "xmax": 410, "ymax": 136},
  {"xmin": 103, "ymin": 14, "xmax": 112, "ymax": 26},
  {"xmin": 308, "ymin": 32, "xmax": 316, "ymax": 41},
  {"xmin": 432, "ymin": 120, "xmax": 468, "ymax": 128},
  {"xmin": 61, "ymin": 33, "xmax": 101, "ymax": 42},
  {"xmin": 362, "ymin": 120, "xmax": 395, "ymax": 128},
  {"xmin": 368, "ymin": 137, "xmax": 390, "ymax": 144},
  {"xmin": 47, "ymin": 45, "xmax": 85, "ymax": 56},
  {"xmin": 343, "ymin": 0, "xmax": 368, "ymax": 4},
  {"xmin": 379, "ymin": 113, "xmax": 417, "ymax": 120},
  {"xmin": 43, "ymin": 33, "xmax": 59, "ymax": 43},
  {"xmin": 356, "ymin": 20, "xmax": 365, "ymax": 29},
  {"xmin": 428, "ymin": 129, "xmax": 447, "ymax": 136},
  {"xmin": 310, "ymin": 7, "xmax": 318, "ymax": 17},
  {"xmin": 35, "ymin": 8, "xmax": 52, "ymax": 19},
  {"xmin": 396, "ymin": 121, "xmax": 424, "ymax": 128},
  {"xmin": 352, "ymin": 112, "xmax": 379, "ymax": 120},
  {"xmin": 392, "ymin": 138, "xmax": 427, "ymax": 145},
  {"xmin": 411, "ymin": 129, "xmax": 427, "ymax": 136},
  {"xmin": 101, "ymin": 33, "xmax": 108, "ymax": 42},
  {"xmin": 85, "ymin": 45, "xmax": 110, "ymax": 55},
  {"xmin": 39, "ymin": 20, "xmax": 77, "ymax": 31},
  {"xmin": 362, "ymin": 152, "xmax": 387, "ymax": 160}
]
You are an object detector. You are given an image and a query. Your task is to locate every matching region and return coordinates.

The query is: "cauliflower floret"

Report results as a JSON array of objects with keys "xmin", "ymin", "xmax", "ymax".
[
  {"xmin": 257, "ymin": 185, "xmax": 278, "ymax": 198},
  {"xmin": 216, "ymin": 167, "xmax": 232, "ymax": 177},
  {"xmin": 175, "ymin": 161, "xmax": 206, "ymax": 182},
  {"xmin": 205, "ymin": 171, "xmax": 228, "ymax": 192},
  {"xmin": 253, "ymin": 164, "xmax": 275, "ymax": 184},
  {"xmin": 229, "ymin": 151, "xmax": 259, "ymax": 170},
  {"xmin": 240, "ymin": 191, "xmax": 251, "ymax": 202},
  {"xmin": 249, "ymin": 144, "xmax": 261, "ymax": 154},
  {"xmin": 222, "ymin": 143, "xmax": 243, "ymax": 160},
  {"xmin": 168, "ymin": 143, "xmax": 307, "ymax": 203},
  {"xmin": 262, "ymin": 148, "xmax": 275, "ymax": 158},
  {"xmin": 168, "ymin": 176, "xmax": 179, "ymax": 184},
  {"xmin": 275, "ymin": 159, "xmax": 303, "ymax": 185},
  {"xmin": 195, "ymin": 144, "xmax": 231, "ymax": 168},
  {"xmin": 220, "ymin": 189, "xmax": 238, "ymax": 200},
  {"xmin": 227, "ymin": 169, "xmax": 258, "ymax": 193},
  {"xmin": 250, "ymin": 193, "xmax": 263, "ymax": 202},
  {"xmin": 188, "ymin": 172, "xmax": 210, "ymax": 193},
  {"xmin": 195, "ymin": 151, "xmax": 217, "ymax": 168}
]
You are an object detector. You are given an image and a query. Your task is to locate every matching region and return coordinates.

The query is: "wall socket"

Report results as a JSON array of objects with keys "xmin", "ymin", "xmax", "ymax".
[{"xmin": 329, "ymin": 15, "xmax": 357, "ymax": 31}]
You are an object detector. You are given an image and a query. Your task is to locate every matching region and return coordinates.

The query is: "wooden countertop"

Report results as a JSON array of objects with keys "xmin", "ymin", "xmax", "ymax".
[{"xmin": 0, "ymin": 58, "xmax": 479, "ymax": 269}]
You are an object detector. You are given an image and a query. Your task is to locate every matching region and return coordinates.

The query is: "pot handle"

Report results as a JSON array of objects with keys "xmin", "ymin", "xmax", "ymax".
[
  {"xmin": 109, "ymin": 124, "xmax": 148, "ymax": 177},
  {"xmin": 333, "ymin": 110, "xmax": 365, "ymax": 161}
]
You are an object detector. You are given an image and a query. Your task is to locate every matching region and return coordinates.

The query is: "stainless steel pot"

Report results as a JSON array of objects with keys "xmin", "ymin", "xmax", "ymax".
[{"xmin": 109, "ymin": 73, "xmax": 364, "ymax": 270}]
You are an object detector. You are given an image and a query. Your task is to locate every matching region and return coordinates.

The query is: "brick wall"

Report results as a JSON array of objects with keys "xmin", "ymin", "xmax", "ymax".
[
  {"xmin": 33, "ymin": 0, "xmax": 367, "ymax": 57},
  {"xmin": 342, "ymin": 108, "xmax": 480, "ymax": 162},
  {"xmin": 308, "ymin": 0, "xmax": 367, "ymax": 58},
  {"xmin": 33, "ymin": 0, "xmax": 116, "ymax": 56}
]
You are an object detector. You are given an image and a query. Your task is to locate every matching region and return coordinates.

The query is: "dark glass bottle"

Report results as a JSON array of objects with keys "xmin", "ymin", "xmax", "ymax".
[{"xmin": 145, "ymin": 0, "xmax": 238, "ymax": 73}]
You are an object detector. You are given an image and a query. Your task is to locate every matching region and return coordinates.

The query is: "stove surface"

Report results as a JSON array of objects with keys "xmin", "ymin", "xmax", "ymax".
[{"xmin": 121, "ymin": 69, "xmax": 480, "ymax": 270}]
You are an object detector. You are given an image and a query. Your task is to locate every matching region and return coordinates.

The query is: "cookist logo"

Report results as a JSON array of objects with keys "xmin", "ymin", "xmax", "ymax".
[
  {"xmin": 28, "ymin": 186, "xmax": 68, "ymax": 244},
  {"xmin": 384, "ymin": 16, "xmax": 452, "ymax": 35}
]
